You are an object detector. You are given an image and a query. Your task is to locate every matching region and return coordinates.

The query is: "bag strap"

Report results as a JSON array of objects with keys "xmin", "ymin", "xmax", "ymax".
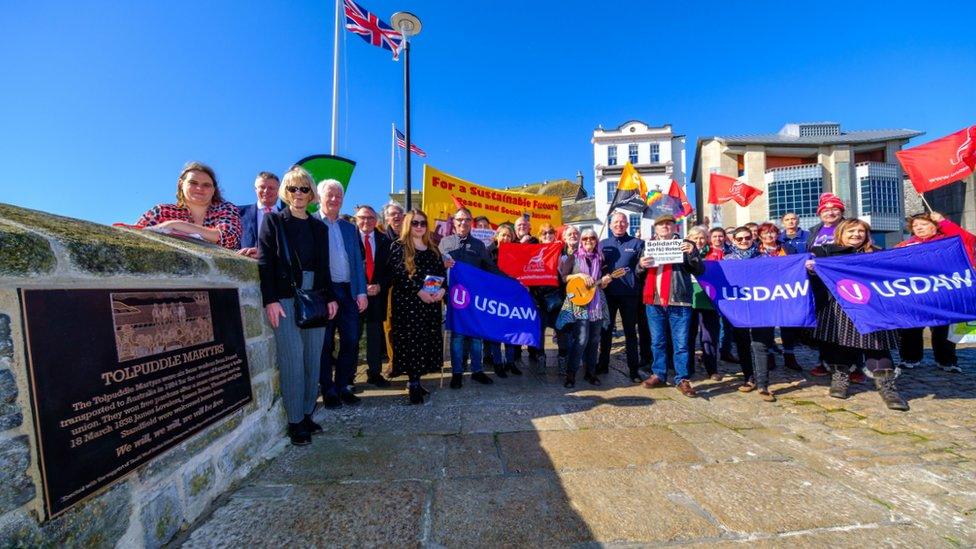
[{"xmin": 276, "ymin": 215, "xmax": 305, "ymax": 290}]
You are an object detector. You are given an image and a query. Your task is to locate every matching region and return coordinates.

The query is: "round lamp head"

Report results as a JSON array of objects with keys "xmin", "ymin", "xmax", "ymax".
[{"xmin": 391, "ymin": 11, "xmax": 422, "ymax": 36}]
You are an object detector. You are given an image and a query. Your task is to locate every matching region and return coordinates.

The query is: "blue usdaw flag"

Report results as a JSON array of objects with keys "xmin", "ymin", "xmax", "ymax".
[
  {"xmin": 446, "ymin": 261, "xmax": 541, "ymax": 346},
  {"xmin": 813, "ymin": 236, "xmax": 976, "ymax": 333},
  {"xmin": 697, "ymin": 253, "xmax": 816, "ymax": 328}
]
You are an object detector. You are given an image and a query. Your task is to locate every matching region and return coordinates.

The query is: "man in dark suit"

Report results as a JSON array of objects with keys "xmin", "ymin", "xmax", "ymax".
[
  {"xmin": 236, "ymin": 171, "xmax": 280, "ymax": 258},
  {"xmin": 354, "ymin": 205, "xmax": 393, "ymax": 387}
]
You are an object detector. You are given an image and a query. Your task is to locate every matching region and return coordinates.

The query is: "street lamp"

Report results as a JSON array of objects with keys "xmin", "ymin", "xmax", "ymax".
[{"xmin": 391, "ymin": 11, "xmax": 422, "ymax": 211}]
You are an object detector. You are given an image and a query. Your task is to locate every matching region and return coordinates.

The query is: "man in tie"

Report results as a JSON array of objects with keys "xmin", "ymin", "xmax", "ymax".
[
  {"xmin": 354, "ymin": 205, "xmax": 393, "ymax": 387},
  {"xmin": 439, "ymin": 207, "xmax": 499, "ymax": 389},
  {"xmin": 236, "ymin": 172, "xmax": 280, "ymax": 258},
  {"xmin": 316, "ymin": 180, "xmax": 368, "ymax": 407}
]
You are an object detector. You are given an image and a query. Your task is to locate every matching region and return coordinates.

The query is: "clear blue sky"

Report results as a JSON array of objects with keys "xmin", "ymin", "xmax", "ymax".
[{"xmin": 3, "ymin": 1, "xmax": 974, "ymax": 225}]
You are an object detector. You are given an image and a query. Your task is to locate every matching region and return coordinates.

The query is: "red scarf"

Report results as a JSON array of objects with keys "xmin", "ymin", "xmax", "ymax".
[{"xmin": 642, "ymin": 264, "xmax": 672, "ymax": 306}]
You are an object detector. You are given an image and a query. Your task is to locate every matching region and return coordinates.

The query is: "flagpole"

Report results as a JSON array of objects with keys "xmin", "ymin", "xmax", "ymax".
[
  {"xmin": 390, "ymin": 123, "xmax": 396, "ymax": 194},
  {"xmin": 330, "ymin": 0, "xmax": 341, "ymax": 154},
  {"xmin": 392, "ymin": 12, "xmax": 421, "ymax": 211}
]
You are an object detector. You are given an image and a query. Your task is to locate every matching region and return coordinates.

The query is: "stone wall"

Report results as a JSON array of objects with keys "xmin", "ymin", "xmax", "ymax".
[{"xmin": 0, "ymin": 204, "xmax": 285, "ymax": 548}]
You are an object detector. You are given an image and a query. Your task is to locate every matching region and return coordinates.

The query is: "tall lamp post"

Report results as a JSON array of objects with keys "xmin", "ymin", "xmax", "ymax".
[{"xmin": 391, "ymin": 11, "xmax": 422, "ymax": 211}]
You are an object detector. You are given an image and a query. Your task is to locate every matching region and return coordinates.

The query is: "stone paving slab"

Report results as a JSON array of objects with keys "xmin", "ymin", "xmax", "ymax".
[
  {"xmin": 429, "ymin": 473, "xmax": 589, "ymax": 547},
  {"xmin": 180, "ymin": 481, "xmax": 427, "ymax": 548},
  {"xmin": 661, "ymin": 461, "xmax": 894, "ymax": 535},
  {"xmin": 498, "ymin": 427, "xmax": 703, "ymax": 473}
]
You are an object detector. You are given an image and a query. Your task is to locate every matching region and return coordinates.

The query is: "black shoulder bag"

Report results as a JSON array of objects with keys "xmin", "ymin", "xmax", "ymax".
[{"xmin": 278, "ymin": 218, "xmax": 330, "ymax": 328}]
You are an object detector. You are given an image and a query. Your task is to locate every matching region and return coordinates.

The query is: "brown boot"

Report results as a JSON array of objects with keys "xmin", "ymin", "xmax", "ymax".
[
  {"xmin": 874, "ymin": 370, "xmax": 909, "ymax": 411},
  {"xmin": 676, "ymin": 379, "xmax": 697, "ymax": 397},
  {"xmin": 642, "ymin": 374, "xmax": 666, "ymax": 388}
]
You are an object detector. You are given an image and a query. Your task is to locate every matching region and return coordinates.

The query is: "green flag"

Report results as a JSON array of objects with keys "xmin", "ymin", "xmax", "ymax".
[{"xmin": 296, "ymin": 154, "xmax": 356, "ymax": 214}]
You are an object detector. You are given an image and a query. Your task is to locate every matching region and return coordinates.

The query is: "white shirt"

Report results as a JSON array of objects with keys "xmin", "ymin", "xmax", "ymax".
[{"xmin": 256, "ymin": 202, "xmax": 274, "ymax": 236}]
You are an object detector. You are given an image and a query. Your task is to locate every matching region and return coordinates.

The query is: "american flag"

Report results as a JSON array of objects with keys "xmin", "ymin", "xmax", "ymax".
[
  {"xmin": 395, "ymin": 128, "xmax": 427, "ymax": 157},
  {"xmin": 344, "ymin": 0, "xmax": 403, "ymax": 60}
]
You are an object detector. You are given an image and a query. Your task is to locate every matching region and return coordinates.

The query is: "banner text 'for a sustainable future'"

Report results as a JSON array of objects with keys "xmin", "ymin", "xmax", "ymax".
[{"xmin": 423, "ymin": 165, "xmax": 562, "ymax": 226}]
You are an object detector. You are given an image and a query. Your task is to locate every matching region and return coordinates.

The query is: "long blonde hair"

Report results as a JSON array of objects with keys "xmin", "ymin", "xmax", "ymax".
[
  {"xmin": 835, "ymin": 218, "xmax": 876, "ymax": 253},
  {"xmin": 400, "ymin": 209, "xmax": 440, "ymax": 278}
]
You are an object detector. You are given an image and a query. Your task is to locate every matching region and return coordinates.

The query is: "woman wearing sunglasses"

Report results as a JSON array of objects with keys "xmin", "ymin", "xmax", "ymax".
[
  {"xmin": 756, "ymin": 223, "xmax": 804, "ymax": 374},
  {"xmin": 485, "ymin": 224, "xmax": 521, "ymax": 377},
  {"xmin": 388, "ymin": 210, "xmax": 447, "ymax": 404},
  {"xmin": 530, "ymin": 222, "xmax": 563, "ymax": 371},
  {"xmin": 722, "ymin": 226, "xmax": 776, "ymax": 401},
  {"xmin": 135, "ymin": 161, "xmax": 243, "ymax": 249},
  {"xmin": 257, "ymin": 166, "xmax": 338, "ymax": 446}
]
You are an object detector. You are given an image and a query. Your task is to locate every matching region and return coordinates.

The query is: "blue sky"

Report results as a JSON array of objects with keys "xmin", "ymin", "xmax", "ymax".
[{"xmin": 3, "ymin": 1, "xmax": 974, "ymax": 225}]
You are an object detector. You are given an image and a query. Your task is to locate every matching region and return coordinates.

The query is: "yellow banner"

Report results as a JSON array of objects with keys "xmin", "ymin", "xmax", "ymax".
[{"xmin": 421, "ymin": 165, "xmax": 563, "ymax": 227}]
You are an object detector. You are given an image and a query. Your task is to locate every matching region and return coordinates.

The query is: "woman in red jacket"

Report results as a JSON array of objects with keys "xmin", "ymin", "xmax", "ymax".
[{"xmin": 895, "ymin": 212, "xmax": 976, "ymax": 373}]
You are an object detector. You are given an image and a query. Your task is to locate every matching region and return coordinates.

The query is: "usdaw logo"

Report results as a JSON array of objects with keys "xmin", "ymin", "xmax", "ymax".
[
  {"xmin": 835, "ymin": 279, "xmax": 872, "ymax": 305},
  {"xmin": 451, "ymin": 284, "xmax": 471, "ymax": 309}
]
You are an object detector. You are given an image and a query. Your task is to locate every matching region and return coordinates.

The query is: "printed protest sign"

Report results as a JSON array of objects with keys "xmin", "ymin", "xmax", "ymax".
[{"xmin": 643, "ymin": 239, "xmax": 684, "ymax": 265}]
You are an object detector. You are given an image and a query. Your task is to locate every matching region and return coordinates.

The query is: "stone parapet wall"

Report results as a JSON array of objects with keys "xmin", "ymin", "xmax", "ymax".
[{"xmin": 0, "ymin": 204, "xmax": 284, "ymax": 548}]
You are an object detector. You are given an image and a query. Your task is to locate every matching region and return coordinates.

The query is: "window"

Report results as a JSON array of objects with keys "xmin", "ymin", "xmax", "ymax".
[
  {"xmin": 628, "ymin": 144, "xmax": 639, "ymax": 164},
  {"xmin": 628, "ymin": 214, "xmax": 641, "ymax": 236},
  {"xmin": 606, "ymin": 180, "xmax": 617, "ymax": 201},
  {"xmin": 650, "ymin": 143, "xmax": 660, "ymax": 163},
  {"xmin": 766, "ymin": 165, "xmax": 823, "ymax": 229},
  {"xmin": 607, "ymin": 145, "xmax": 617, "ymax": 166}
]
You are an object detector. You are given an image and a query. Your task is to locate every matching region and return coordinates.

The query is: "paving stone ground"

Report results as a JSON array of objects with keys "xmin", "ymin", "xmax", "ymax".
[{"xmin": 176, "ymin": 335, "xmax": 976, "ymax": 548}]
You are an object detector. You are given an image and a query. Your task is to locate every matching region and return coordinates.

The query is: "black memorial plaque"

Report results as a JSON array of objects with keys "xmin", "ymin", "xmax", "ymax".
[{"xmin": 19, "ymin": 288, "xmax": 252, "ymax": 518}]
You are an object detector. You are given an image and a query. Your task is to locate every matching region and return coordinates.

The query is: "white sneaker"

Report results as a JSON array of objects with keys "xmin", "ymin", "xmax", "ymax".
[
  {"xmin": 899, "ymin": 361, "xmax": 920, "ymax": 369},
  {"xmin": 940, "ymin": 364, "xmax": 962, "ymax": 373}
]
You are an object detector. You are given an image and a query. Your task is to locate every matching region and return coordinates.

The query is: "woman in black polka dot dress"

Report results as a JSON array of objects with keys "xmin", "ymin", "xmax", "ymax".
[{"xmin": 389, "ymin": 209, "xmax": 446, "ymax": 404}]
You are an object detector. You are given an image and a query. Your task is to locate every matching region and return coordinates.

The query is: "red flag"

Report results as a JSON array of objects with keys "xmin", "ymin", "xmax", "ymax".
[
  {"xmin": 708, "ymin": 173, "xmax": 735, "ymax": 204},
  {"xmin": 497, "ymin": 242, "xmax": 562, "ymax": 286},
  {"xmin": 451, "ymin": 195, "xmax": 466, "ymax": 210},
  {"xmin": 729, "ymin": 180, "xmax": 763, "ymax": 207},
  {"xmin": 666, "ymin": 180, "xmax": 694, "ymax": 220},
  {"xmin": 897, "ymin": 125, "xmax": 976, "ymax": 193}
]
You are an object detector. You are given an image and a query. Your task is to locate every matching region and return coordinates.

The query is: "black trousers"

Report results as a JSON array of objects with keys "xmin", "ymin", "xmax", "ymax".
[
  {"xmin": 733, "ymin": 327, "xmax": 754, "ymax": 383},
  {"xmin": 359, "ymin": 319, "xmax": 385, "ymax": 377},
  {"xmin": 898, "ymin": 326, "xmax": 956, "ymax": 366},
  {"xmin": 598, "ymin": 294, "xmax": 642, "ymax": 373}
]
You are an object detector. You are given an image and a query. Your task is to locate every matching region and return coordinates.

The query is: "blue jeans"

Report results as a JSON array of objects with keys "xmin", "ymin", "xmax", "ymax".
[
  {"xmin": 645, "ymin": 305, "xmax": 692, "ymax": 384},
  {"xmin": 320, "ymin": 282, "xmax": 360, "ymax": 396},
  {"xmin": 450, "ymin": 333, "xmax": 484, "ymax": 374},
  {"xmin": 566, "ymin": 320, "xmax": 602, "ymax": 376},
  {"xmin": 488, "ymin": 341, "xmax": 515, "ymax": 364}
]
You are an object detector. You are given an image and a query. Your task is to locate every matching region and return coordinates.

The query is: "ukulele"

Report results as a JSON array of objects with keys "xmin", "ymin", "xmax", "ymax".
[{"xmin": 566, "ymin": 267, "xmax": 628, "ymax": 306}]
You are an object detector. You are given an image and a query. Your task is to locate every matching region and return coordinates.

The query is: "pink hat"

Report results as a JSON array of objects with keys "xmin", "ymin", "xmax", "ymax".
[{"xmin": 817, "ymin": 193, "xmax": 846, "ymax": 215}]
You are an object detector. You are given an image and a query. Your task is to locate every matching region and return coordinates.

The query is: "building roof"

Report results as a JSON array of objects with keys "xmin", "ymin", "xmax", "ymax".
[
  {"xmin": 706, "ymin": 128, "xmax": 922, "ymax": 146},
  {"xmin": 504, "ymin": 179, "xmax": 587, "ymax": 200},
  {"xmin": 561, "ymin": 199, "xmax": 597, "ymax": 223}
]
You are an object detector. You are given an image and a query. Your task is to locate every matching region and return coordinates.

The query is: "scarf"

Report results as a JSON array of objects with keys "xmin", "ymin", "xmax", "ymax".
[
  {"xmin": 575, "ymin": 246, "xmax": 603, "ymax": 317},
  {"xmin": 725, "ymin": 244, "xmax": 759, "ymax": 260},
  {"xmin": 759, "ymin": 243, "xmax": 787, "ymax": 257}
]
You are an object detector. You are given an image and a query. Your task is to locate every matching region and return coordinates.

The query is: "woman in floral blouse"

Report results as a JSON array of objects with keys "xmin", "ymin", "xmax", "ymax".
[{"xmin": 135, "ymin": 161, "xmax": 242, "ymax": 249}]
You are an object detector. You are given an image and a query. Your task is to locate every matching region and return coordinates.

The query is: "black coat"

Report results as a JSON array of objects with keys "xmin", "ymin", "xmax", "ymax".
[
  {"xmin": 257, "ymin": 209, "xmax": 336, "ymax": 307},
  {"xmin": 360, "ymin": 228, "xmax": 393, "ymax": 322}
]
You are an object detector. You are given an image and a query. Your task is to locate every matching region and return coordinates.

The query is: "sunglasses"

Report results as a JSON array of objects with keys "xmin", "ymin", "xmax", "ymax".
[
  {"xmin": 581, "ymin": 236, "xmax": 597, "ymax": 241},
  {"xmin": 410, "ymin": 219, "xmax": 428, "ymax": 227},
  {"xmin": 542, "ymin": 230, "xmax": 556, "ymax": 235},
  {"xmin": 286, "ymin": 186, "xmax": 311, "ymax": 194},
  {"xmin": 733, "ymin": 236, "xmax": 753, "ymax": 242}
]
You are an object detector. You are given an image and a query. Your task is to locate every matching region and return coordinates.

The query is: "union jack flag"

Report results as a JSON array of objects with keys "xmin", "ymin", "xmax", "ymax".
[
  {"xmin": 344, "ymin": 0, "xmax": 403, "ymax": 60},
  {"xmin": 395, "ymin": 128, "xmax": 427, "ymax": 157}
]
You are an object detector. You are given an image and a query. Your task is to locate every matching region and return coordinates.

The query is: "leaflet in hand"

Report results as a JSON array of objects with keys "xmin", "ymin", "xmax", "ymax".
[{"xmin": 422, "ymin": 275, "xmax": 445, "ymax": 295}]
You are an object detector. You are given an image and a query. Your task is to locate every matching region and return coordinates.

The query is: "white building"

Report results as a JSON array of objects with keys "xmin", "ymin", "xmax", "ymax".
[{"xmin": 592, "ymin": 121, "xmax": 687, "ymax": 235}]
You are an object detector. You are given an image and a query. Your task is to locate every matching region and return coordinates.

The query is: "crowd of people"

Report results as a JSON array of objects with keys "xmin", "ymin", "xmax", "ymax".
[{"xmin": 134, "ymin": 162, "xmax": 976, "ymax": 446}]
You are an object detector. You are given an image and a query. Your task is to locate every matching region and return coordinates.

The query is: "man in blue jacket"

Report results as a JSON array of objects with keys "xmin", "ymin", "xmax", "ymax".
[
  {"xmin": 779, "ymin": 212, "xmax": 809, "ymax": 253},
  {"xmin": 598, "ymin": 211, "xmax": 646, "ymax": 382},
  {"xmin": 317, "ymin": 180, "xmax": 368, "ymax": 407},
  {"xmin": 236, "ymin": 172, "xmax": 280, "ymax": 258}
]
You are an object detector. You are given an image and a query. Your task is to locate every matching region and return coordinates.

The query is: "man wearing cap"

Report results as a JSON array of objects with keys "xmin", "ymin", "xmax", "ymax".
[{"xmin": 637, "ymin": 214, "xmax": 704, "ymax": 397}]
